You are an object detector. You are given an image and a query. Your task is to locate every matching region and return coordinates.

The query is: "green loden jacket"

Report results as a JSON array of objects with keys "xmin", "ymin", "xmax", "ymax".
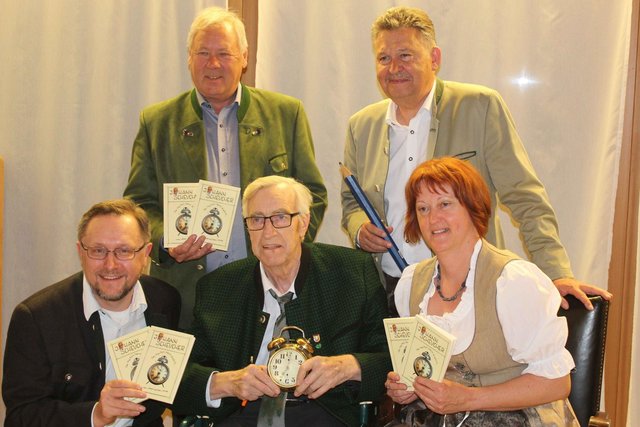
[
  {"xmin": 124, "ymin": 84, "xmax": 328, "ymax": 328},
  {"xmin": 172, "ymin": 243, "xmax": 391, "ymax": 426}
]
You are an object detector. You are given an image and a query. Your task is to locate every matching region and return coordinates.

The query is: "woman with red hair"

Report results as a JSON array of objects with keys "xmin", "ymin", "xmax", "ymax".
[{"xmin": 385, "ymin": 157, "xmax": 578, "ymax": 426}]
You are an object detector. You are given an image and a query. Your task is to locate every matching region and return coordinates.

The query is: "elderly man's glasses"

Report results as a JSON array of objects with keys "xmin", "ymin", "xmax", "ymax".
[
  {"xmin": 80, "ymin": 242, "xmax": 147, "ymax": 261},
  {"xmin": 244, "ymin": 213, "xmax": 300, "ymax": 231}
]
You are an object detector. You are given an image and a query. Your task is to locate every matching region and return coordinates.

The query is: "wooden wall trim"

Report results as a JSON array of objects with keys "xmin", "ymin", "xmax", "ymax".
[
  {"xmin": 605, "ymin": 0, "xmax": 640, "ymax": 425},
  {"xmin": 228, "ymin": 0, "xmax": 258, "ymax": 87}
]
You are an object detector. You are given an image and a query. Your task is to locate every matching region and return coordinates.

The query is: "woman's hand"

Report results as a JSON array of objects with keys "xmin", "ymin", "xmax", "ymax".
[
  {"xmin": 413, "ymin": 376, "xmax": 471, "ymax": 414},
  {"xmin": 412, "ymin": 373, "xmax": 571, "ymax": 414},
  {"xmin": 385, "ymin": 372, "xmax": 417, "ymax": 405}
]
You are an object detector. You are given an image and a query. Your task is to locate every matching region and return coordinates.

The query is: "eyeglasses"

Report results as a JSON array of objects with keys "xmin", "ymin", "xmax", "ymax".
[
  {"xmin": 244, "ymin": 213, "xmax": 300, "ymax": 231},
  {"xmin": 79, "ymin": 242, "xmax": 147, "ymax": 261}
]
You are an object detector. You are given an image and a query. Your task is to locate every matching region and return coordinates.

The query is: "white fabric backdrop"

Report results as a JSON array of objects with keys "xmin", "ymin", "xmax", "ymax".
[
  {"xmin": 0, "ymin": 0, "xmax": 225, "ymax": 422},
  {"xmin": 0, "ymin": 0, "xmax": 635, "ymax": 423}
]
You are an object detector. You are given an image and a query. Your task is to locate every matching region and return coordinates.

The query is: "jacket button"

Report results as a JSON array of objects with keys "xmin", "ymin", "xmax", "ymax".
[
  {"xmin": 259, "ymin": 314, "xmax": 267, "ymax": 324},
  {"xmin": 64, "ymin": 373, "xmax": 72, "ymax": 382},
  {"xmin": 196, "ymin": 265, "xmax": 204, "ymax": 271}
]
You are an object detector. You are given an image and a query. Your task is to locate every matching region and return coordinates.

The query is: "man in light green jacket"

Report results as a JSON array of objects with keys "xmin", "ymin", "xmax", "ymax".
[
  {"xmin": 124, "ymin": 7, "xmax": 327, "ymax": 329},
  {"xmin": 341, "ymin": 6, "xmax": 610, "ymax": 315}
]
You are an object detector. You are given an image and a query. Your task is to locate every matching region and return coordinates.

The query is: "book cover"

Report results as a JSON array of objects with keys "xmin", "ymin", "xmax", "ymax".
[
  {"xmin": 134, "ymin": 326, "xmax": 195, "ymax": 404},
  {"xmin": 107, "ymin": 326, "xmax": 151, "ymax": 402},
  {"xmin": 383, "ymin": 317, "xmax": 416, "ymax": 376},
  {"xmin": 163, "ymin": 183, "xmax": 200, "ymax": 248},
  {"xmin": 107, "ymin": 327, "xmax": 152, "ymax": 402},
  {"xmin": 191, "ymin": 180, "xmax": 240, "ymax": 251},
  {"xmin": 397, "ymin": 315, "xmax": 456, "ymax": 390}
]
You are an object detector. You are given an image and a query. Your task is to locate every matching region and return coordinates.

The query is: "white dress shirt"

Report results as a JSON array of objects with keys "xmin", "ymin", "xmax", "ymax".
[
  {"xmin": 83, "ymin": 277, "xmax": 148, "ymax": 427},
  {"xmin": 382, "ymin": 81, "xmax": 436, "ymax": 277}
]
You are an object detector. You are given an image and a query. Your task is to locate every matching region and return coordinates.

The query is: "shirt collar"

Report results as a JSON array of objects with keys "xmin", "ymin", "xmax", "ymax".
[
  {"xmin": 196, "ymin": 84, "xmax": 243, "ymax": 110},
  {"xmin": 82, "ymin": 275, "xmax": 147, "ymax": 321},
  {"xmin": 385, "ymin": 79, "xmax": 436, "ymax": 126},
  {"xmin": 259, "ymin": 263, "xmax": 297, "ymax": 298}
]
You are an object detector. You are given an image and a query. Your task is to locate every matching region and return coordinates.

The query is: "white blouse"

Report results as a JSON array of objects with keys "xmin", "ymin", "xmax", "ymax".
[{"xmin": 394, "ymin": 240, "xmax": 575, "ymax": 379}]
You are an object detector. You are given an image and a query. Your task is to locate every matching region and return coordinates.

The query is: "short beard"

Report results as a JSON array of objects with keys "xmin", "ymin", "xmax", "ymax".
[{"xmin": 92, "ymin": 282, "xmax": 135, "ymax": 302}]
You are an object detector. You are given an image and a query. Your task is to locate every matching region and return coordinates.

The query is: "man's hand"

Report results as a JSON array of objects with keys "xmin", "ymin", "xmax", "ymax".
[
  {"xmin": 293, "ymin": 355, "xmax": 361, "ymax": 399},
  {"xmin": 210, "ymin": 365, "xmax": 280, "ymax": 402},
  {"xmin": 357, "ymin": 222, "xmax": 393, "ymax": 253},
  {"xmin": 553, "ymin": 277, "xmax": 612, "ymax": 310},
  {"xmin": 385, "ymin": 371, "xmax": 417, "ymax": 405},
  {"xmin": 168, "ymin": 234, "xmax": 214, "ymax": 263},
  {"xmin": 93, "ymin": 380, "xmax": 147, "ymax": 427}
]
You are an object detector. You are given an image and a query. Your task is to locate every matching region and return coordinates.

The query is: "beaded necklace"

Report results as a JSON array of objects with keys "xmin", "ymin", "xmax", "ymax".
[{"xmin": 434, "ymin": 265, "xmax": 469, "ymax": 302}]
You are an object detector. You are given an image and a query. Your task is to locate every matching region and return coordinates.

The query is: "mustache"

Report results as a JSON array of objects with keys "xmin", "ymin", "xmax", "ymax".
[{"xmin": 386, "ymin": 72, "xmax": 411, "ymax": 80}]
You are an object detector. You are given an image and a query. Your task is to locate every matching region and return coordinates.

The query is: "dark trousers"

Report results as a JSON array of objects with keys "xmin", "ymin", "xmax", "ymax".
[{"xmin": 217, "ymin": 399, "xmax": 346, "ymax": 427}]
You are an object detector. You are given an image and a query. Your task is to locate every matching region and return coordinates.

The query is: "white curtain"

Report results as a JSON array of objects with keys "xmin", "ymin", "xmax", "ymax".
[
  {"xmin": 0, "ymin": 0, "xmax": 635, "ymax": 423},
  {"xmin": 0, "ymin": 0, "xmax": 224, "ymax": 422}
]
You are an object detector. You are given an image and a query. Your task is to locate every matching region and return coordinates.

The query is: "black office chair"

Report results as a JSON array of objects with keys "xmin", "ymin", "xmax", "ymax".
[{"xmin": 559, "ymin": 295, "xmax": 610, "ymax": 427}]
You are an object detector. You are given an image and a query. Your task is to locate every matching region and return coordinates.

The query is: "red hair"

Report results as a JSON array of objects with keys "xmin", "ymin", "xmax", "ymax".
[{"xmin": 404, "ymin": 157, "xmax": 491, "ymax": 244}]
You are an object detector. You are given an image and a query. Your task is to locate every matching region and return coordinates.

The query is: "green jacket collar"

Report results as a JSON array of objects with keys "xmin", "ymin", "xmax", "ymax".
[{"xmin": 189, "ymin": 83, "xmax": 251, "ymax": 121}]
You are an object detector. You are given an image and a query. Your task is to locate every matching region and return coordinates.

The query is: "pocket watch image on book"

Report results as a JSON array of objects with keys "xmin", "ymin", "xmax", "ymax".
[
  {"xmin": 267, "ymin": 326, "xmax": 314, "ymax": 391},
  {"xmin": 147, "ymin": 355, "xmax": 170, "ymax": 385},
  {"xmin": 202, "ymin": 207, "xmax": 222, "ymax": 235},
  {"xmin": 175, "ymin": 207, "xmax": 192, "ymax": 235},
  {"xmin": 413, "ymin": 351, "xmax": 433, "ymax": 379}
]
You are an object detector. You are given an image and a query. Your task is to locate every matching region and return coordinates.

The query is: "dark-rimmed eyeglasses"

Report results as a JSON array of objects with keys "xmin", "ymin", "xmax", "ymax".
[
  {"xmin": 244, "ymin": 213, "xmax": 300, "ymax": 231},
  {"xmin": 79, "ymin": 242, "xmax": 147, "ymax": 261}
]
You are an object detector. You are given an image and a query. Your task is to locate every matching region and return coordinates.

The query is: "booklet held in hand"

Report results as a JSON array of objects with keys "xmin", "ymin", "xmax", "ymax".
[{"xmin": 384, "ymin": 315, "xmax": 456, "ymax": 391}]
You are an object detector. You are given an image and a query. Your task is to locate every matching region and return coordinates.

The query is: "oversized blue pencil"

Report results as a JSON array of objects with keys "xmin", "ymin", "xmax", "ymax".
[{"xmin": 340, "ymin": 163, "xmax": 408, "ymax": 272}]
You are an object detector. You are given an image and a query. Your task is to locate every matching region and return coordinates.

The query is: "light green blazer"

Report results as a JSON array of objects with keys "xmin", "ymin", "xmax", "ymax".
[{"xmin": 341, "ymin": 78, "xmax": 572, "ymax": 281}]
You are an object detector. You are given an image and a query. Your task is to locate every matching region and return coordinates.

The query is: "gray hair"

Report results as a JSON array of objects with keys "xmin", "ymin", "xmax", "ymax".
[
  {"xmin": 242, "ymin": 176, "xmax": 312, "ymax": 217},
  {"xmin": 187, "ymin": 6, "xmax": 248, "ymax": 54},
  {"xmin": 372, "ymin": 6, "xmax": 436, "ymax": 49},
  {"xmin": 77, "ymin": 199, "xmax": 150, "ymax": 242}
]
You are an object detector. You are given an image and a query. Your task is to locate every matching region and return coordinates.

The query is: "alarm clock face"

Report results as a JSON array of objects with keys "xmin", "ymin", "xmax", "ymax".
[
  {"xmin": 413, "ymin": 354, "xmax": 433, "ymax": 379},
  {"xmin": 267, "ymin": 347, "xmax": 306, "ymax": 390},
  {"xmin": 202, "ymin": 213, "xmax": 222, "ymax": 235},
  {"xmin": 175, "ymin": 214, "xmax": 190, "ymax": 235},
  {"xmin": 147, "ymin": 362, "xmax": 170, "ymax": 385}
]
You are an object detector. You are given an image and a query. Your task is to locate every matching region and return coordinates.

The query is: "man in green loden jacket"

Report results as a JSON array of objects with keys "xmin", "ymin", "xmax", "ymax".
[{"xmin": 124, "ymin": 7, "xmax": 327, "ymax": 329}]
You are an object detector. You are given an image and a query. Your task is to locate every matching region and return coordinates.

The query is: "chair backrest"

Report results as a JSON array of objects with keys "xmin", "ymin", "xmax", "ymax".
[{"xmin": 558, "ymin": 295, "xmax": 609, "ymax": 427}]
